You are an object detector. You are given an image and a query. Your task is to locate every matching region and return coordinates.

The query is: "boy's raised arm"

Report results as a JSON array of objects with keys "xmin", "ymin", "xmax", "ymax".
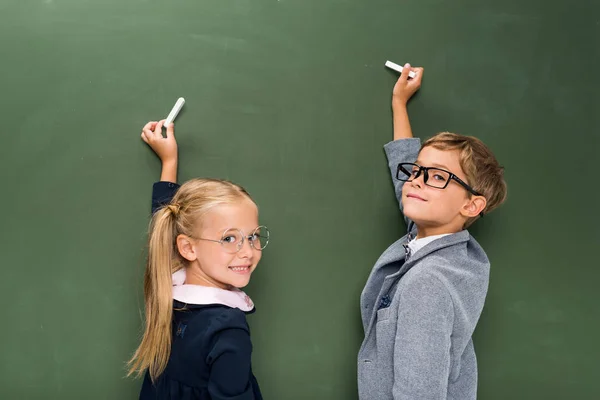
[
  {"xmin": 384, "ymin": 65, "xmax": 423, "ymax": 225},
  {"xmin": 391, "ymin": 64, "xmax": 423, "ymax": 141}
]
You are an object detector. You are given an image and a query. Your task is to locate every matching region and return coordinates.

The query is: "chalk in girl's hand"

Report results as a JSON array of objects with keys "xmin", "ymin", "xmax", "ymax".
[{"xmin": 164, "ymin": 97, "xmax": 185, "ymax": 127}]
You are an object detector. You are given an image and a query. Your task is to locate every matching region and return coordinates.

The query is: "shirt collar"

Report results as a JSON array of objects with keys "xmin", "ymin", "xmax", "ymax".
[
  {"xmin": 407, "ymin": 233, "xmax": 452, "ymax": 257},
  {"xmin": 171, "ymin": 269, "xmax": 255, "ymax": 312}
]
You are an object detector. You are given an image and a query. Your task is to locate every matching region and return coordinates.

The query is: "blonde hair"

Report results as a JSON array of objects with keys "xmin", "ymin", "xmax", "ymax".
[
  {"xmin": 422, "ymin": 132, "xmax": 507, "ymax": 228},
  {"xmin": 127, "ymin": 178, "xmax": 253, "ymax": 381}
]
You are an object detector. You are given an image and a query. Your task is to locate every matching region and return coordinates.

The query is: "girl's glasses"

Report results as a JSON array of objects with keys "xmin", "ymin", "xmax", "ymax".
[{"xmin": 195, "ymin": 226, "xmax": 270, "ymax": 254}]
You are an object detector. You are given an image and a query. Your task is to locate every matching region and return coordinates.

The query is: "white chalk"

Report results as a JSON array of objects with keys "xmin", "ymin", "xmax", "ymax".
[
  {"xmin": 385, "ymin": 61, "xmax": 416, "ymax": 79},
  {"xmin": 164, "ymin": 97, "xmax": 185, "ymax": 127}
]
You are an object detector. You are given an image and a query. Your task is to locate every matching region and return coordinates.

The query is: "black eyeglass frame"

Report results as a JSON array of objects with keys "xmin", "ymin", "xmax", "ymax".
[{"xmin": 396, "ymin": 163, "xmax": 485, "ymax": 217}]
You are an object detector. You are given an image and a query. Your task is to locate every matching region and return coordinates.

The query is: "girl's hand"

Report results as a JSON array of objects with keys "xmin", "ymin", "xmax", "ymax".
[{"xmin": 141, "ymin": 120, "xmax": 178, "ymax": 165}]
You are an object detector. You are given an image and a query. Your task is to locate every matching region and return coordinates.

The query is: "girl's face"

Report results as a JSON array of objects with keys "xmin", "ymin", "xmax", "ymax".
[{"xmin": 181, "ymin": 199, "xmax": 263, "ymax": 289}]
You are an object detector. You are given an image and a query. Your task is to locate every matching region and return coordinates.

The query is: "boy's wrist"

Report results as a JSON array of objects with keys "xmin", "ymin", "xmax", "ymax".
[{"xmin": 392, "ymin": 98, "xmax": 408, "ymax": 111}]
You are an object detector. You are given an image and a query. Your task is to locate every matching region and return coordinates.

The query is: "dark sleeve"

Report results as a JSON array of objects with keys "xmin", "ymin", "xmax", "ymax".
[
  {"xmin": 206, "ymin": 314, "xmax": 257, "ymax": 400},
  {"xmin": 151, "ymin": 181, "xmax": 180, "ymax": 214}
]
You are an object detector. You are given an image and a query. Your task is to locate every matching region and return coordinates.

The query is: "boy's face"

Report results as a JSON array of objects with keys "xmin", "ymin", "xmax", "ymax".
[{"xmin": 401, "ymin": 146, "xmax": 473, "ymax": 232}]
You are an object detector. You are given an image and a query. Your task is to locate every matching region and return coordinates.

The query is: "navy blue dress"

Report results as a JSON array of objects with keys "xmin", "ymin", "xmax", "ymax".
[{"xmin": 140, "ymin": 182, "xmax": 263, "ymax": 400}]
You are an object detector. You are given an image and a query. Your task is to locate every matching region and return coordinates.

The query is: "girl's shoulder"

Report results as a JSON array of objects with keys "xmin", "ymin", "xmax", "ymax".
[
  {"xmin": 173, "ymin": 305, "xmax": 253, "ymax": 353},
  {"xmin": 174, "ymin": 302, "xmax": 250, "ymax": 335}
]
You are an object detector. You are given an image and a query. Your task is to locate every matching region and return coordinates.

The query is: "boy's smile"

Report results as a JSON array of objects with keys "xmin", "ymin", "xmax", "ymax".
[
  {"xmin": 405, "ymin": 192, "xmax": 427, "ymax": 201},
  {"xmin": 401, "ymin": 146, "xmax": 478, "ymax": 237}
]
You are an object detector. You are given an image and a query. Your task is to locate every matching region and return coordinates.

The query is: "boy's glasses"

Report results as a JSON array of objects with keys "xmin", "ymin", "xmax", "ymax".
[
  {"xmin": 195, "ymin": 226, "xmax": 270, "ymax": 254},
  {"xmin": 396, "ymin": 163, "xmax": 483, "ymax": 197}
]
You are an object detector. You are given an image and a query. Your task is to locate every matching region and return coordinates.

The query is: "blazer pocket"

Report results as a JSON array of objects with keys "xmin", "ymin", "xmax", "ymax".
[{"xmin": 376, "ymin": 306, "xmax": 391, "ymax": 322}]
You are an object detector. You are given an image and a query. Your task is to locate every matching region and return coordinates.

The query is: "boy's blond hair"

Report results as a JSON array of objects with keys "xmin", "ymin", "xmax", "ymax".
[{"xmin": 422, "ymin": 132, "xmax": 507, "ymax": 228}]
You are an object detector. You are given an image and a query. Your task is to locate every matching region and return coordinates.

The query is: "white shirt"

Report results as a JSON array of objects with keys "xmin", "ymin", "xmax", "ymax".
[{"xmin": 406, "ymin": 233, "xmax": 452, "ymax": 257}]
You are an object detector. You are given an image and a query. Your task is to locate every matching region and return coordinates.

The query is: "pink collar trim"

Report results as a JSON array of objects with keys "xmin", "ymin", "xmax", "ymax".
[{"xmin": 172, "ymin": 269, "xmax": 254, "ymax": 312}]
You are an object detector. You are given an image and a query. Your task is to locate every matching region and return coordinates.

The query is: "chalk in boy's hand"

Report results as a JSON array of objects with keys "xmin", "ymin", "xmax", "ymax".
[{"xmin": 392, "ymin": 63, "xmax": 424, "ymax": 106}]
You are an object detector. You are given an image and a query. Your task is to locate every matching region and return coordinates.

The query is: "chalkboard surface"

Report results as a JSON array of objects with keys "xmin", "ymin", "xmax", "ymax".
[{"xmin": 0, "ymin": 0, "xmax": 598, "ymax": 398}]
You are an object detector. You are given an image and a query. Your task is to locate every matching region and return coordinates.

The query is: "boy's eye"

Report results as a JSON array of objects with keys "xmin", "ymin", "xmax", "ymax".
[
  {"xmin": 432, "ymin": 173, "xmax": 447, "ymax": 181},
  {"xmin": 249, "ymin": 234, "xmax": 259, "ymax": 241}
]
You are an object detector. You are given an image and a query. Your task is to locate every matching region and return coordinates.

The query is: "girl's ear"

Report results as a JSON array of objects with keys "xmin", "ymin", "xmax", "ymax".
[
  {"xmin": 176, "ymin": 234, "xmax": 198, "ymax": 262},
  {"xmin": 460, "ymin": 195, "xmax": 487, "ymax": 218}
]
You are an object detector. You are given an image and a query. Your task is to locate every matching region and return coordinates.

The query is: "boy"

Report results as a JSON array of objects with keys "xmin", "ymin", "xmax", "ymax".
[{"xmin": 357, "ymin": 65, "xmax": 507, "ymax": 399}]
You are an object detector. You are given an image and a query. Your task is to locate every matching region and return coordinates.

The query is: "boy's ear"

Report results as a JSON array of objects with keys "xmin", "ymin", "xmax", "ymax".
[
  {"xmin": 177, "ymin": 234, "xmax": 198, "ymax": 262},
  {"xmin": 461, "ymin": 196, "xmax": 487, "ymax": 218}
]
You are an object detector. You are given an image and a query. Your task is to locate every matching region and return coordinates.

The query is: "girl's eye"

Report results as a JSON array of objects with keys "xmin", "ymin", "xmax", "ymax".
[
  {"xmin": 249, "ymin": 233, "xmax": 260, "ymax": 241},
  {"xmin": 222, "ymin": 235, "xmax": 237, "ymax": 243},
  {"xmin": 433, "ymin": 174, "xmax": 447, "ymax": 181}
]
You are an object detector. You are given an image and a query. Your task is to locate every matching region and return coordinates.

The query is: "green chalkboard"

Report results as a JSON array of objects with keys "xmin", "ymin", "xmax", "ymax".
[{"xmin": 0, "ymin": 0, "xmax": 598, "ymax": 399}]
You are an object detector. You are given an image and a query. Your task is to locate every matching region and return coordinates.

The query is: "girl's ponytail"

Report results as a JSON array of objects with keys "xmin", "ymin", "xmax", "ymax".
[{"xmin": 128, "ymin": 206, "xmax": 179, "ymax": 381}]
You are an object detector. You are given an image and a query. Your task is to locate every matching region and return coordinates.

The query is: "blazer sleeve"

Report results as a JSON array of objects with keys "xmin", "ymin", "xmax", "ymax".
[
  {"xmin": 151, "ymin": 181, "xmax": 180, "ymax": 214},
  {"xmin": 383, "ymin": 138, "xmax": 421, "ymax": 231},
  {"xmin": 205, "ymin": 312, "xmax": 257, "ymax": 400},
  {"xmin": 392, "ymin": 273, "xmax": 454, "ymax": 400}
]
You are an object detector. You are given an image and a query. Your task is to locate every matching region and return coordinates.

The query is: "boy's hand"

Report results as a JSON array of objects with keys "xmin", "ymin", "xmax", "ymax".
[
  {"xmin": 392, "ymin": 64, "xmax": 424, "ymax": 108},
  {"xmin": 141, "ymin": 120, "xmax": 178, "ymax": 165},
  {"xmin": 391, "ymin": 64, "xmax": 423, "ymax": 140}
]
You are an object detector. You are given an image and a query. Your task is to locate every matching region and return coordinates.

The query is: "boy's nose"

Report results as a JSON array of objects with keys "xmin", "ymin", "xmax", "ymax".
[{"xmin": 411, "ymin": 172, "xmax": 425, "ymax": 188}]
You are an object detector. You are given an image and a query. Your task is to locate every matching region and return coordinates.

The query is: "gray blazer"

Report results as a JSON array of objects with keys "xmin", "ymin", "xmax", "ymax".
[{"xmin": 357, "ymin": 138, "xmax": 490, "ymax": 399}]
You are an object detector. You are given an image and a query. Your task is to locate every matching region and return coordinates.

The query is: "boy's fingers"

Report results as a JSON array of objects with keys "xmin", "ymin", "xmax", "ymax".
[
  {"xmin": 400, "ymin": 63, "xmax": 411, "ymax": 82},
  {"xmin": 408, "ymin": 75, "xmax": 422, "ymax": 87},
  {"xmin": 141, "ymin": 131, "xmax": 148, "ymax": 143}
]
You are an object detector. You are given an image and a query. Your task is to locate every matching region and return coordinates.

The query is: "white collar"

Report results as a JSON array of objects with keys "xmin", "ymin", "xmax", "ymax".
[
  {"xmin": 407, "ymin": 233, "xmax": 452, "ymax": 257},
  {"xmin": 172, "ymin": 269, "xmax": 255, "ymax": 312}
]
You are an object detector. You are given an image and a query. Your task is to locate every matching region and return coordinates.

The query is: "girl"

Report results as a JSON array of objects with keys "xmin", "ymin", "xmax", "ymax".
[{"xmin": 129, "ymin": 120, "xmax": 268, "ymax": 400}]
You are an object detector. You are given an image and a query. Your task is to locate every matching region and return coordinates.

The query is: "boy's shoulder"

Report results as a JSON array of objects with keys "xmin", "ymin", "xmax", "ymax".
[
  {"xmin": 383, "ymin": 137, "xmax": 422, "ymax": 156},
  {"xmin": 415, "ymin": 231, "xmax": 489, "ymax": 267},
  {"xmin": 404, "ymin": 233, "xmax": 490, "ymax": 292}
]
